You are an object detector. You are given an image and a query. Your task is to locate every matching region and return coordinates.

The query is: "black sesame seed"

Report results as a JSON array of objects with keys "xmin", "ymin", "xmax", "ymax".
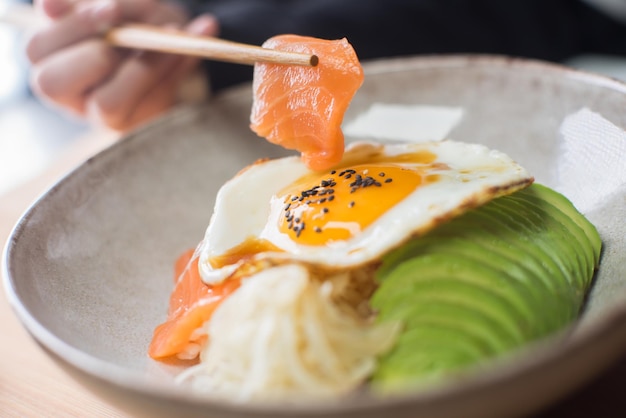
[
  {"xmin": 385, "ymin": 178, "xmax": 393, "ymax": 183},
  {"xmin": 323, "ymin": 207, "xmax": 329, "ymax": 213},
  {"xmin": 349, "ymin": 201, "xmax": 355, "ymax": 207},
  {"xmin": 295, "ymin": 217, "xmax": 301, "ymax": 223},
  {"xmin": 330, "ymin": 170, "xmax": 336, "ymax": 175},
  {"xmin": 355, "ymin": 177, "xmax": 379, "ymax": 187},
  {"xmin": 328, "ymin": 195, "xmax": 335, "ymax": 201},
  {"xmin": 284, "ymin": 203, "xmax": 291, "ymax": 211},
  {"xmin": 379, "ymin": 172, "xmax": 385, "ymax": 177},
  {"xmin": 315, "ymin": 227, "xmax": 322, "ymax": 233},
  {"xmin": 319, "ymin": 198, "xmax": 327, "ymax": 204}
]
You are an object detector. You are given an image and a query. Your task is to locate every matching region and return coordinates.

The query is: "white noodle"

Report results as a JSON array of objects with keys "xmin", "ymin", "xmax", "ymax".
[{"xmin": 176, "ymin": 264, "xmax": 399, "ymax": 401}]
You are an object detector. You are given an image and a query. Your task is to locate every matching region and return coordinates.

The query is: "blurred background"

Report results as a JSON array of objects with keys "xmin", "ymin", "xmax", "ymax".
[
  {"xmin": 0, "ymin": 0, "xmax": 88, "ymax": 197},
  {"xmin": 1, "ymin": 0, "xmax": 626, "ymax": 198}
]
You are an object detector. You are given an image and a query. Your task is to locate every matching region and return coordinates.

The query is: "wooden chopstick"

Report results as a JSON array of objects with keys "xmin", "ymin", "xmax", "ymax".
[
  {"xmin": 0, "ymin": 4, "xmax": 318, "ymax": 67},
  {"xmin": 107, "ymin": 24, "xmax": 319, "ymax": 67}
]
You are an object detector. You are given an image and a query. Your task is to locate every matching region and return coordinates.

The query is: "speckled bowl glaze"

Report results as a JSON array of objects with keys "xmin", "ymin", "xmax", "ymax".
[{"xmin": 4, "ymin": 55, "xmax": 626, "ymax": 418}]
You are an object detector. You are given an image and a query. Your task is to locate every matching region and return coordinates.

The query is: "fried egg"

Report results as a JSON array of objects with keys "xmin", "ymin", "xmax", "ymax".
[{"xmin": 198, "ymin": 141, "xmax": 533, "ymax": 284}]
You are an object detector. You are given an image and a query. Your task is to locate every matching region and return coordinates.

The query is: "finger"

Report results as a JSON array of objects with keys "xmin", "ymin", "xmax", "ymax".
[
  {"xmin": 86, "ymin": 51, "xmax": 184, "ymax": 129},
  {"xmin": 27, "ymin": 0, "xmax": 157, "ymax": 64},
  {"xmin": 36, "ymin": 0, "xmax": 75, "ymax": 19},
  {"xmin": 187, "ymin": 14, "xmax": 220, "ymax": 37},
  {"xmin": 27, "ymin": 0, "xmax": 117, "ymax": 64},
  {"xmin": 88, "ymin": 15, "xmax": 218, "ymax": 130},
  {"xmin": 126, "ymin": 58, "xmax": 205, "ymax": 129},
  {"xmin": 123, "ymin": 56, "xmax": 209, "ymax": 130},
  {"xmin": 120, "ymin": 71, "xmax": 181, "ymax": 131},
  {"xmin": 142, "ymin": 1, "xmax": 188, "ymax": 26},
  {"xmin": 31, "ymin": 39, "xmax": 122, "ymax": 114}
]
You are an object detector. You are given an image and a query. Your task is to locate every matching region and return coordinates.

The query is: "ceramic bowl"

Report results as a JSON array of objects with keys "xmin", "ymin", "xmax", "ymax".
[{"xmin": 4, "ymin": 55, "xmax": 626, "ymax": 418}]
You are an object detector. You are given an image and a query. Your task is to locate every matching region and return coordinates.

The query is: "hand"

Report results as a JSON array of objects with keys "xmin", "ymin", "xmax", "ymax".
[{"xmin": 27, "ymin": 0, "xmax": 219, "ymax": 131}]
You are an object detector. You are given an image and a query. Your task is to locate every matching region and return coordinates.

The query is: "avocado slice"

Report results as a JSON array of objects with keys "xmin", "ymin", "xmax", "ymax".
[
  {"xmin": 522, "ymin": 183, "xmax": 602, "ymax": 262},
  {"xmin": 372, "ymin": 325, "xmax": 488, "ymax": 389},
  {"xmin": 379, "ymin": 233, "xmax": 568, "ymax": 327},
  {"xmin": 507, "ymin": 188, "xmax": 600, "ymax": 276},
  {"xmin": 376, "ymin": 297, "xmax": 518, "ymax": 354},
  {"xmin": 489, "ymin": 197, "xmax": 592, "ymax": 288},
  {"xmin": 371, "ymin": 184, "xmax": 601, "ymax": 390}
]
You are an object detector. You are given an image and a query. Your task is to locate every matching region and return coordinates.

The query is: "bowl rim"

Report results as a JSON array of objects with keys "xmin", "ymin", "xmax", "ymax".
[{"xmin": 362, "ymin": 53, "xmax": 626, "ymax": 95}]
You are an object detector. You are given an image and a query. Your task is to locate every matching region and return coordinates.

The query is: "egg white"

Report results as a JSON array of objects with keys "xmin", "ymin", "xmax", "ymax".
[{"xmin": 198, "ymin": 141, "xmax": 533, "ymax": 285}]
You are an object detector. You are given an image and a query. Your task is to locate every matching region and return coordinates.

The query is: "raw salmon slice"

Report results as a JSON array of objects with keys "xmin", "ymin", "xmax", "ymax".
[
  {"xmin": 250, "ymin": 34, "xmax": 364, "ymax": 171},
  {"xmin": 148, "ymin": 249, "xmax": 240, "ymax": 359}
]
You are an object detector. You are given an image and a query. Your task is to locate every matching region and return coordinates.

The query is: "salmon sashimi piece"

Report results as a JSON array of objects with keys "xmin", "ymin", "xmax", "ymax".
[
  {"xmin": 250, "ymin": 34, "xmax": 364, "ymax": 171},
  {"xmin": 148, "ymin": 249, "xmax": 240, "ymax": 359}
]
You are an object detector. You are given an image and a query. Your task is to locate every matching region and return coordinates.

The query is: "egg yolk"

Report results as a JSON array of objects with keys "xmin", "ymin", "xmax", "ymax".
[
  {"xmin": 277, "ymin": 162, "xmax": 436, "ymax": 245},
  {"xmin": 209, "ymin": 149, "xmax": 440, "ymax": 268}
]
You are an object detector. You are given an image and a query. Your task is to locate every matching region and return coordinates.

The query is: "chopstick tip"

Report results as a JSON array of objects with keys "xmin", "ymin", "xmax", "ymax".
[{"xmin": 310, "ymin": 55, "xmax": 319, "ymax": 67}]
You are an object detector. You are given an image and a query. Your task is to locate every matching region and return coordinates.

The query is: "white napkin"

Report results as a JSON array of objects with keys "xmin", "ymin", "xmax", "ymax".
[
  {"xmin": 344, "ymin": 104, "xmax": 464, "ymax": 143},
  {"xmin": 556, "ymin": 107, "xmax": 626, "ymax": 214}
]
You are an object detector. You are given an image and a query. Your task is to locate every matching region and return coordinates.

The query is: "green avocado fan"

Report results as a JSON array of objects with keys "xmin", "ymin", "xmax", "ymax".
[{"xmin": 371, "ymin": 183, "xmax": 601, "ymax": 391}]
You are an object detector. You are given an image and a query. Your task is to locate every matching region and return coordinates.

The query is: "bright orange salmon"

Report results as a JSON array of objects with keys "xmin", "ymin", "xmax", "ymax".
[
  {"xmin": 250, "ymin": 34, "xmax": 364, "ymax": 171},
  {"xmin": 151, "ymin": 35, "xmax": 363, "ymax": 359},
  {"xmin": 148, "ymin": 249, "xmax": 240, "ymax": 359}
]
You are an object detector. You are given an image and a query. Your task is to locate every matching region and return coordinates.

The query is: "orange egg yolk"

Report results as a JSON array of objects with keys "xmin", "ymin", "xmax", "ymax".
[
  {"xmin": 277, "ymin": 162, "xmax": 435, "ymax": 245},
  {"xmin": 209, "ymin": 149, "xmax": 440, "ymax": 267}
]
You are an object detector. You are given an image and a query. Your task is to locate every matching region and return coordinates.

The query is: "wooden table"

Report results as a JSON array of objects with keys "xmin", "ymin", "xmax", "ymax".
[{"xmin": 1, "ymin": 130, "xmax": 626, "ymax": 417}]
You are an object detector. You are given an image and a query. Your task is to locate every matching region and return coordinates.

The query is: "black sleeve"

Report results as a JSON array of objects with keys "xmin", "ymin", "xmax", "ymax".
[{"xmin": 178, "ymin": 0, "xmax": 626, "ymax": 91}]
